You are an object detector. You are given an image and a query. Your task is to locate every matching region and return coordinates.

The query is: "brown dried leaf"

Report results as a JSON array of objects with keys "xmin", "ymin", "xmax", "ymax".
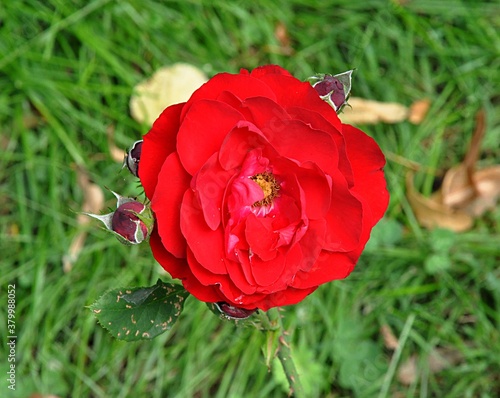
[
  {"xmin": 398, "ymin": 347, "xmax": 463, "ymax": 385},
  {"xmin": 406, "ymin": 110, "xmax": 498, "ymax": 230},
  {"xmin": 380, "ymin": 324, "xmax": 399, "ymax": 350},
  {"xmin": 339, "ymin": 97, "xmax": 408, "ymax": 124},
  {"xmin": 465, "ymin": 165, "xmax": 500, "ymax": 216},
  {"xmin": 274, "ymin": 21, "xmax": 294, "ymax": 55},
  {"xmin": 29, "ymin": 395, "xmax": 61, "ymax": 398},
  {"xmin": 441, "ymin": 164, "xmax": 476, "ymax": 209},
  {"xmin": 106, "ymin": 125, "xmax": 125, "ymax": 163},
  {"xmin": 441, "ymin": 110, "xmax": 485, "ymax": 209},
  {"xmin": 130, "ymin": 63, "xmax": 208, "ymax": 126},
  {"xmin": 397, "ymin": 354, "xmax": 417, "ymax": 385},
  {"xmin": 439, "ymin": 110, "xmax": 499, "ymax": 216},
  {"xmin": 63, "ymin": 168, "xmax": 104, "ymax": 273},
  {"xmin": 408, "ymin": 98, "xmax": 431, "ymax": 124},
  {"xmin": 406, "ymin": 172, "xmax": 473, "ymax": 232}
]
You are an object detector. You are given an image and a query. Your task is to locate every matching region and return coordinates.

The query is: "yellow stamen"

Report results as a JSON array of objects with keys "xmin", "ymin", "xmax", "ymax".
[{"xmin": 250, "ymin": 172, "xmax": 280, "ymax": 207}]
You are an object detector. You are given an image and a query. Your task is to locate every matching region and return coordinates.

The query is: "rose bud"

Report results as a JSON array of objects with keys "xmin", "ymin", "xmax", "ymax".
[
  {"xmin": 214, "ymin": 302, "xmax": 257, "ymax": 320},
  {"xmin": 313, "ymin": 75, "xmax": 345, "ymax": 107},
  {"xmin": 309, "ymin": 69, "xmax": 353, "ymax": 113},
  {"xmin": 85, "ymin": 191, "xmax": 153, "ymax": 245},
  {"xmin": 123, "ymin": 140, "xmax": 143, "ymax": 177}
]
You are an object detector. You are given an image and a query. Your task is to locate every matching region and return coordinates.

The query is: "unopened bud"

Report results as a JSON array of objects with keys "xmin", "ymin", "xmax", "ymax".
[
  {"xmin": 214, "ymin": 302, "xmax": 257, "ymax": 320},
  {"xmin": 85, "ymin": 191, "xmax": 153, "ymax": 245},
  {"xmin": 123, "ymin": 140, "xmax": 143, "ymax": 177},
  {"xmin": 111, "ymin": 201, "xmax": 150, "ymax": 244},
  {"xmin": 308, "ymin": 70, "xmax": 354, "ymax": 113}
]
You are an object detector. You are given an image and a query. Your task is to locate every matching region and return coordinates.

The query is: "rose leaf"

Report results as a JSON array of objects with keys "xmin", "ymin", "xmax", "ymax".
[{"xmin": 89, "ymin": 279, "xmax": 189, "ymax": 341}]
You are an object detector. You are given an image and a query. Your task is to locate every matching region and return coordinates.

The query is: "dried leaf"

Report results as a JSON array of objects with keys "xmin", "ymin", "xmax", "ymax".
[
  {"xmin": 406, "ymin": 110, "xmax": 498, "ymax": 231},
  {"xmin": 464, "ymin": 166, "xmax": 500, "ymax": 216},
  {"xmin": 63, "ymin": 168, "xmax": 104, "ymax": 272},
  {"xmin": 441, "ymin": 110, "xmax": 485, "ymax": 209},
  {"xmin": 130, "ymin": 63, "xmax": 208, "ymax": 126},
  {"xmin": 380, "ymin": 323, "xmax": 399, "ymax": 350},
  {"xmin": 274, "ymin": 21, "xmax": 293, "ymax": 55},
  {"xmin": 406, "ymin": 172, "xmax": 473, "ymax": 232},
  {"xmin": 397, "ymin": 354, "xmax": 417, "ymax": 385},
  {"xmin": 439, "ymin": 110, "xmax": 499, "ymax": 216},
  {"xmin": 339, "ymin": 97, "xmax": 408, "ymax": 124},
  {"xmin": 440, "ymin": 164, "xmax": 476, "ymax": 209},
  {"xmin": 106, "ymin": 125, "xmax": 125, "ymax": 163},
  {"xmin": 408, "ymin": 98, "xmax": 431, "ymax": 124},
  {"xmin": 398, "ymin": 347, "xmax": 463, "ymax": 385},
  {"xmin": 29, "ymin": 394, "xmax": 61, "ymax": 398}
]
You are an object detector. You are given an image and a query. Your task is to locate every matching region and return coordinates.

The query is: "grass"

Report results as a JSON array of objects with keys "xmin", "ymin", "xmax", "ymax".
[{"xmin": 1, "ymin": 0, "xmax": 499, "ymax": 397}]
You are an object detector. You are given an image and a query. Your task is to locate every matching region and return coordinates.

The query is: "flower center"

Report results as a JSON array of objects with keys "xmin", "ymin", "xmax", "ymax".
[{"xmin": 250, "ymin": 172, "xmax": 280, "ymax": 207}]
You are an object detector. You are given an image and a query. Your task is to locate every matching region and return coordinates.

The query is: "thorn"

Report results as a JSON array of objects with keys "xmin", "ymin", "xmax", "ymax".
[{"xmin": 279, "ymin": 335, "xmax": 290, "ymax": 348}]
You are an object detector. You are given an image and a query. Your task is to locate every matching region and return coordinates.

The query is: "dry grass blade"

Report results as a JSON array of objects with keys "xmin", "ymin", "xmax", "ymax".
[
  {"xmin": 274, "ymin": 21, "xmax": 294, "ymax": 55},
  {"xmin": 380, "ymin": 324, "xmax": 400, "ymax": 350},
  {"xmin": 63, "ymin": 167, "xmax": 104, "ymax": 272},
  {"xmin": 408, "ymin": 99, "xmax": 431, "ymax": 124},
  {"xmin": 107, "ymin": 125, "xmax": 125, "ymax": 163},
  {"xmin": 339, "ymin": 97, "xmax": 408, "ymax": 124}
]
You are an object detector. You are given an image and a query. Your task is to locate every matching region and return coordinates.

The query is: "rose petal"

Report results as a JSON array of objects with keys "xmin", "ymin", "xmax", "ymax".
[
  {"xmin": 219, "ymin": 122, "xmax": 272, "ymax": 171},
  {"xmin": 225, "ymin": 256, "xmax": 258, "ymax": 295},
  {"xmin": 268, "ymin": 194, "xmax": 303, "ymax": 241},
  {"xmin": 182, "ymin": 262, "xmax": 225, "ymax": 303},
  {"xmin": 186, "ymin": 247, "xmax": 228, "ymax": 286},
  {"xmin": 186, "ymin": 248, "xmax": 264, "ymax": 307},
  {"xmin": 298, "ymin": 219, "xmax": 327, "ymax": 272},
  {"xmin": 291, "ymin": 250, "xmax": 356, "ymax": 289},
  {"xmin": 177, "ymin": 99, "xmax": 244, "ymax": 175},
  {"xmin": 149, "ymin": 228, "xmax": 190, "ymax": 279},
  {"xmin": 245, "ymin": 213, "xmax": 279, "ymax": 261},
  {"xmin": 324, "ymin": 168, "xmax": 363, "ymax": 252},
  {"xmin": 253, "ymin": 73, "xmax": 341, "ymax": 132},
  {"xmin": 253, "ymin": 243, "xmax": 303, "ymax": 294},
  {"xmin": 253, "ymin": 285, "xmax": 317, "ymax": 311},
  {"xmin": 241, "ymin": 97, "xmax": 292, "ymax": 140},
  {"xmin": 139, "ymin": 103, "xmax": 184, "ymax": 199},
  {"xmin": 266, "ymin": 119, "xmax": 336, "ymax": 174},
  {"xmin": 180, "ymin": 190, "xmax": 227, "ymax": 274},
  {"xmin": 343, "ymin": 124, "xmax": 389, "ymax": 222},
  {"xmin": 227, "ymin": 175, "xmax": 266, "ymax": 221},
  {"xmin": 180, "ymin": 73, "xmax": 277, "ymax": 120},
  {"xmin": 287, "ymin": 105, "xmax": 353, "ymax": 186},
  {"xmin": 152, "ymin": 152, "xmax": 191, "ymax": 258},
  {"xmin": 250, "ymin": 250, "xmax": 286, "ymax": 287},
  {"xmin": 216, "ymin": 90, "xmax": 253, "ymax": 120},
  {"xmin": 233, "ymin": 247, "xmax": 258, "ymax": 285},
  {"xmin": 296, "ymin": 162, "xmax": 332, "ymax": 220},
  {"xmin": 192, "ymin": 153, "xmax": 233, "ymax": 230},
  {"xmin": 250, "ymin": 64, "xmax": 293, "ymax": 78}
]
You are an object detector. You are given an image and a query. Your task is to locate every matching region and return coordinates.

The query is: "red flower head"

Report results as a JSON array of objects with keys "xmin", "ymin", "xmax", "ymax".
[{"xmin": 139, "ymin": 65, "xmax": 389, "ymax": 311}]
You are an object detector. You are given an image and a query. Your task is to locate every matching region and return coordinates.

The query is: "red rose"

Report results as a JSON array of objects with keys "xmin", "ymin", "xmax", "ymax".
[{"xmin": 139, "ymin": 65, "xmax": 389, "ymax": 311}]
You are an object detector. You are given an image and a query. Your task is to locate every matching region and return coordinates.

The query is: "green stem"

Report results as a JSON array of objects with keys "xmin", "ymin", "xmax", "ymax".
[{"xmin": 260, "ymin": 307, "xmax": 304, "ymax": 397}]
